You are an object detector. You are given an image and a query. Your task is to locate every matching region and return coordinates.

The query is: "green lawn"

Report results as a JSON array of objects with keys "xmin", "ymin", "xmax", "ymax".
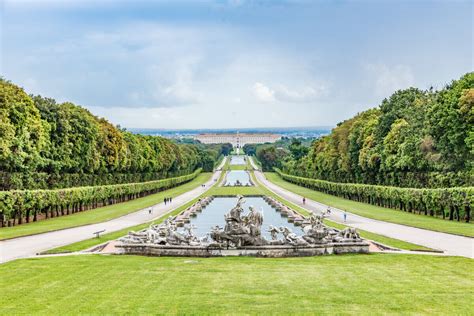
[
  {"xmin": 207, "ymin": 184, "xmax": 265, "ymax": 196},
  {"xmin": 266, "ymin": 172, "xmax": 474, "ymax": 237},
  {"xmin": 228, "ymin": 164, "xmax": 249, "ymax": 170},
  {"xmin": 0, "ymin": 173, "xmax": 212, "ymax": 240},
  {"xmin": 1, "ymin": 254, "xmax": 472, "ymax": 314}
]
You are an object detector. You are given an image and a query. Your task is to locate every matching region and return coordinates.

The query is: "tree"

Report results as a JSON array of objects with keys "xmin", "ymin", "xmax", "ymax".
[
  {"xmin": 289, "ymin": 138, "xmax": 309, "ymax": 161},
  {"xmin": 243, "ymin": 144, "xmax": 257, "ymax": 156},
  {"xmin": 257, "ymin": 146, "xmax": 289, "ymax": 171},
  {"xmin": 220, "ymin": 143, "xmax": 233, "ymax": 156}
]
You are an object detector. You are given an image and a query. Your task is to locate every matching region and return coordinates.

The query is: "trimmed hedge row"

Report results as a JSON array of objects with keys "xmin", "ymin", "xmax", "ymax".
[
  {"xmin": 0, "ymin": 169, "xmax": 202, "ymax": 227},
  {"xmin": 0, "ymin": 169, "xmax": 195, "ymax": 190},
  {"xmin": 275, "ymin": 169, "xmax": 473, "ymax": 222}
]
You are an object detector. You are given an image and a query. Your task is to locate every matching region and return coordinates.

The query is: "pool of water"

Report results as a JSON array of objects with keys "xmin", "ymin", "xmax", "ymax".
[
  {"xmin": 225, "ymin": 170, "xmax": 252, "ymax": 186},
  {"xmin": 182, "ymin": 196, "xmax": 303, "ymax": 239},
  {"xmin": 230, "ymin": 155, "xmax": 246, "ymax": 165}
]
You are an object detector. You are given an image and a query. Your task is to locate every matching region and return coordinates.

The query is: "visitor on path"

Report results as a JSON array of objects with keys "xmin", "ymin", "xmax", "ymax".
[
  {"xmin": 148, "ymin": 208, "xmax": 152, "ymax": 214},
  {"xmin": 326, "ymin": 207, "xmax": 331, "ymax": 215},
  {"xmin": 164, "ymin": 198, "xmax": 167, "ymax": 205},
  {"xmin": 302, "ymin": 197, "xmax": 306, "ymax": 205},
  {"xmin": 343, "ymin": 211, "xmax": 347, "ymax": 222}
]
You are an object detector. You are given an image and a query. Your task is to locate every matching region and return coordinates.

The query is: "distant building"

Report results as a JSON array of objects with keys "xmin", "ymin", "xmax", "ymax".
[{"xmin": 194, "ymin": 132, "xmax": 281, "ymax": 148}]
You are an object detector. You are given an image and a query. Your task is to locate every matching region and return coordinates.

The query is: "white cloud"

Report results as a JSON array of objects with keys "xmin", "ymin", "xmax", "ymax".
[
  {"xmin": 366, "ymin": 64, "xmax": 415, "ymax": 98},
  {"xmin": 274, "ymin": 84, "xmax": 327, "ymax": 102},
  {"xmin": 252, "ymin": 82, "xmax": 327, "ymax": 103},
  {"xmin": 253, "ymin": 82, "xmax": 275, "ymax": 102}
]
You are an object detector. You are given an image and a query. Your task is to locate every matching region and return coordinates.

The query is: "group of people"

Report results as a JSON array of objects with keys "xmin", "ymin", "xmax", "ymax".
[{"xmin": 164, "ymin": 197, "xmax": 173, "ymax": 205}]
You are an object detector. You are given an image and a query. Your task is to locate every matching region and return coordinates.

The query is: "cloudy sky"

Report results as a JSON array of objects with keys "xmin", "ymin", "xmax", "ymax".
[{"xmin": 1, "ymin": 0, "xmax": 472, "ymax": 129}]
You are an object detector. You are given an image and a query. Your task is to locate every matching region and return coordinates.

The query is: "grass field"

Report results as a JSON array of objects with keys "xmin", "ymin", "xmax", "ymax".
[
  {"xmin": 228, "ymin": 164, "xmax": 249, "ymax": 170},
  {"xmin": 265, "ymin": 172, "xmax": 474, "ymax": 237},
  {"xmin": 1, "ymin": 254, "xmax": 472, "ymax": 314},
  {"xmin": 0, "ymin": 173, "xmax": 212, "ymax": 240}
]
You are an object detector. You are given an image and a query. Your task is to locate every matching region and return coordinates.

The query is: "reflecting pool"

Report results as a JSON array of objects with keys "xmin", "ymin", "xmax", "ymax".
[
  {"xmin": 225, "ymin": 170, "xmax": 252, "ymax": 186},
  {"xmin": 183, "ymin": 196, "xmax": 303, "ymax": 239},
  {"xmin": 230, "ymin": 155, "xmax": 246, "ymax": 165}
]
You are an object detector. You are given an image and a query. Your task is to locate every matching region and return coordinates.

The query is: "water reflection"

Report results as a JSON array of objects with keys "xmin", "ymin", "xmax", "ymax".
[
  {"xmin": 230, "ymin": 155, "xmax": 246, "ymax": 165},
  {"xmin": 225, "ymin": 170, "xmax": 251, "ymax": 186},
  {"xmin": 184, "ymin": 197, "xmax": 303, "ymax": 239}
]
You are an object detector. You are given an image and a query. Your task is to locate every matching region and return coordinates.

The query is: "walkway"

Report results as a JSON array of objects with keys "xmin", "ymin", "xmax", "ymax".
[
  {"xmin": 252, "ymin": 165, "xmax": 473, "ymax": 258},
  {"xmin": 0, "ymin": 168, "xmax": 223, "ymax": 263}
]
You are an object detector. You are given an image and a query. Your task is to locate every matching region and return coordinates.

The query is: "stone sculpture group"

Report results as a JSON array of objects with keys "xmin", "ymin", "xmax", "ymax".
[{"xmin": 119, "ymin": 195, "xmax": 363, "ymax": 249}]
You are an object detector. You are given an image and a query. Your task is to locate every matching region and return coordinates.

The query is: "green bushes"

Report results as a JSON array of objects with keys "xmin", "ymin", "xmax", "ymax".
[
  {"xmin": 275, "ymin": 169, "xmax": 473, "ymax": 223},
  {"xmin": 0, "ymin": 169, "xmax": 196, "ymax": 190},
  {"xmin": 0, "ymin": 169, "xmax": 201, "ymax": 227}
]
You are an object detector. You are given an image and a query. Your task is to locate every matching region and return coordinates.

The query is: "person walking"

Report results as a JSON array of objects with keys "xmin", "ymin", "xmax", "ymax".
[
  {"xmin": 302, "ymin": 197, "xmax": 306, "ymax": 205},
  {"xmin": 148, "ymin": 207, "xmax": 152, "ymax": 214},
  {"xmin": 326, "ymin": 207, "xmax": 331, "ymax": 215},
  {"xmin": 343, "ymin": 211, "xmax": 347, "ymax": 222},
  {"xmin": 164, "ymin": 198, "xmax": 167, "ymax": 205}
]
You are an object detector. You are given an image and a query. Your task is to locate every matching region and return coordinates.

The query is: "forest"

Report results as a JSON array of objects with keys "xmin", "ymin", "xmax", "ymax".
[
  {"xmin": 253, "ymin": 73, "xmax": 473, "ymax": 189},
  {"xmin": 0, "ymin": 79, "xmax": 228, "ymax": 190}
]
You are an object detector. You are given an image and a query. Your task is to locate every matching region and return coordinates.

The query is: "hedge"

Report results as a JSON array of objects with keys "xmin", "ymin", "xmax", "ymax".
[
  {"xmin": 0, "ymin": 169, "xmax": 196, "ymax": 191},
  {"xmin": 0, "ymin": 169, "xmax": 202, "ymax": 227},
  {"xmin": 274, "ymin": 169, "xmax": 473, "ymax": 223}
]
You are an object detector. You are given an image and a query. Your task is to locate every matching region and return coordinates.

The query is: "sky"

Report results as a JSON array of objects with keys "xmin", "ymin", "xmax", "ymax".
[{"xmin": 1, "ymin": 0, "xmax": 472, "ymax": 129}]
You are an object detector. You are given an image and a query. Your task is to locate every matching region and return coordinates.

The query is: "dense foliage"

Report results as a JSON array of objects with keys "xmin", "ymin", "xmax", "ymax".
[
  {"xmin": 283, "ymin": 73, "xmax": 473, "ymax": 188},
  {"xmin": 275, "ymin": 169, "xmax": 472, "ymax": 222},
  {"xmin": 0, "ymin": 168, "xmax": 201, "ymax": 227},
  {"xmin": 0, "ymin": 79, "xmax": 226, "ymax": 189}
]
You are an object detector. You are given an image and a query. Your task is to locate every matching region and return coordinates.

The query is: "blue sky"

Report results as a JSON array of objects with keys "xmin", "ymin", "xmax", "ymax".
[{"xmin": 1, "ymin": 0, "xmax": 472, "ymax": 129}]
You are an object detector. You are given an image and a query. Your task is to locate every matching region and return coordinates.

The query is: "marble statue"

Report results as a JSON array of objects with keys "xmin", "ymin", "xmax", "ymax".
[{"xmin": 119, "ymin": 195, "xmax": 364, "ymax": 249}]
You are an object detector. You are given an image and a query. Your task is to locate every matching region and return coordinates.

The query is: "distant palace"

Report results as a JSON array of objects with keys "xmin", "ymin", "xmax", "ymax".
[{"xmin": 194, "ymin": 132, "xmax": 281, "ymax": 148}]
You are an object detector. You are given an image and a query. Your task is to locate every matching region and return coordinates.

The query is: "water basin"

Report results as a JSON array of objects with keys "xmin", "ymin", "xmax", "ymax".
[
  {"xmin": 182, "ymin": 196, "xmax": 303, "ymax": 239},
  {"xmin": 225, "ymin": 170, "xmax": 252, "ymax": 186},
  {"xmin": 230, "ymin": 155, "xmax": 246, "ymax": 165}
]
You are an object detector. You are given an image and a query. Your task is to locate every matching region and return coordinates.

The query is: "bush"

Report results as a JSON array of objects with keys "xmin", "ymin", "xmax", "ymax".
[
  {"xmin": 275, "ymin": 169, "xmax": 473, "ymax": 222},
  {"xmin": 0, "ymin": 169, "xmax": 201, "ymax": 227}
]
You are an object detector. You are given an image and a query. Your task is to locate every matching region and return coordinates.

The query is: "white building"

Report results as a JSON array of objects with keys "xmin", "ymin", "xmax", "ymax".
[{"xmin": 194, "ymin": 133, "xmax": 281, "ymax": 148}]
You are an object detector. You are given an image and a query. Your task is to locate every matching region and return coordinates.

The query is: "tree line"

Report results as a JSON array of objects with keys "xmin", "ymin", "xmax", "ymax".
[
  {"xmin": 250, "ymin": 73, "xmax": 473, "ymax": 189},
  {"xmin": 0, "ymin": 79, "xmax": 229, "ymax": 190}
]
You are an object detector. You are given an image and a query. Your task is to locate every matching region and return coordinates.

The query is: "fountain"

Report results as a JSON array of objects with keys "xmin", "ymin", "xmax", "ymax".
[
  {"xmin": 116, "ymin": 195, "xmax": 369, "ymax": 257},
  {"xmin": 224, "ymin": 171, "xmax": 253, "ymax": 186}
]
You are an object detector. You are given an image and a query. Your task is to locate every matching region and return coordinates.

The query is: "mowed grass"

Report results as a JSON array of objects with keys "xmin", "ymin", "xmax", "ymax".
[
  {"xmin": 0, "ymin": 173, "xmax": 212, "ymax": 240},
  {"xmin": 265, "ymin": 172, "xmax": 474, "ymax": 237},
  {"xmin": 1, "ymin": 254, "xmax": 472, "ymax": 315},
  {"xmin": 207, "ymin": 184, "xmax": 265, "ymax": 196},
  {"xmin": 228, "ymin": 164, "xmax": 248, "ymax": 170}
]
